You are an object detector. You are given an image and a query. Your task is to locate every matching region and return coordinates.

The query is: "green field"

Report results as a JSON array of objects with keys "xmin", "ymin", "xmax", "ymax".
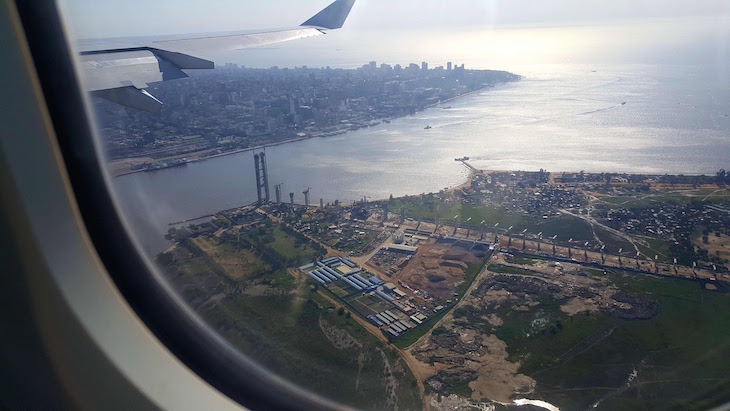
[
  {"xmin": 202, "ymin": 292, "xmax": 421, "ymax": 410},
  {"xmin": 599, "ymin": 190, "xmax": 730, "ymax": 210},
  {"xmin": 265, "ymin": 227, "xmax": 317, "ymax": 261},
  {"xmin": 390, "ymin": 199, "xmax": 527, "ymax": 230},
  {"xmin": 487, "ymin": 264, "xmax": 538, "ymax": 276},
  {"xmin": 528, "ymin": 214, "xmax": 596, "ymax": 244},
  {"xmin": 236, "ymin": 222, "xmax": 325, "ymax": 268},
  {"xmin": 486, "ymin": 272, "xmax": 730, "ymax": 410},
  {"xmin": 592, "ymin": 225, "xmax": 637, "ymax": 255}
]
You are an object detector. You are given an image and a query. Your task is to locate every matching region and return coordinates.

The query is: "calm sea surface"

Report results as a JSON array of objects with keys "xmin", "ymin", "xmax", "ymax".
[{"xmin": 112, "ymin": 64, "xmax": 730, "ymax": 253}]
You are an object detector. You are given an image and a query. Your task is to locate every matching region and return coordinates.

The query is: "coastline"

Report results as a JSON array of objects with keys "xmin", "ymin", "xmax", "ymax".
[
  {"xmin": 111, "ymin": 134, "xmax": 323, "ymax": 178},
  {"xmin": 110, "ymin": 81, "xmax": 518, "ymax": 178}
]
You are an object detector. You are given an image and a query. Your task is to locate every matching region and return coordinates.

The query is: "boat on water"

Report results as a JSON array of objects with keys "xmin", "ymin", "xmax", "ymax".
[
  {"xmin": 455, "ymin": 156, "xmax": 469, "ymax": 161},
  {"xmin": 621, "ymin": 101, "xmax": 626, "ymax": 105},
  {"xmin": 424, "ymin": 125, "xmax": 432, "ymax": 130}
]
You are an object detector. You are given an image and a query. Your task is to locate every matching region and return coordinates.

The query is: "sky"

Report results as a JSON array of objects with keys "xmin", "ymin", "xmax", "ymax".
[
  {"xmin": 60, "ymin": 0, "xmax": 730, "ymax": 38},
  {"xmin": 59, "ymin": 0, "xmax": 730, "ymax": 67}
]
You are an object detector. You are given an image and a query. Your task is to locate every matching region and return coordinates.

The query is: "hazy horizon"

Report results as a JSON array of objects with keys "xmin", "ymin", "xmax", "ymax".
[{"xmin": 60, "ymin": 1, "xmax": 729, "ymax": 69}]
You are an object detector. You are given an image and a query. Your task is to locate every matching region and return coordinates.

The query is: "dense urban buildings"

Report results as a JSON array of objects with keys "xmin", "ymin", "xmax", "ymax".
[{"xmin": 93, "ymin": 62, "xmax": 518, "ymax": 168}]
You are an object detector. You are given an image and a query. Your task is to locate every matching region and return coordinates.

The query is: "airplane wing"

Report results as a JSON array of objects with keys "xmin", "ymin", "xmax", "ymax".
[{"xmin": 80, "ymin": 0, "xmax": 356, "ymax": 113}]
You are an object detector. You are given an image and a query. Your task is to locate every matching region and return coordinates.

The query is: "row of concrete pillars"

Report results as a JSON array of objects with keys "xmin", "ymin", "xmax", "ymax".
[{"xmin": 254, "ymin": 154, "xmax": 321, "ymax": 207}]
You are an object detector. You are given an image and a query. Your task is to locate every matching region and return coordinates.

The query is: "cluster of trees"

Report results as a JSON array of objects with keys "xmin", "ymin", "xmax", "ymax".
[
  {"xmin": 655, "ymin": 170, "xmax": 730, "ymax": 187},
  {"xmin": 716, "ymin": 169, "xmax": 730, "ymax": 186},
  {"xmin": 670, "ymin": 230, "xmax": 727, "ymax": 268}
]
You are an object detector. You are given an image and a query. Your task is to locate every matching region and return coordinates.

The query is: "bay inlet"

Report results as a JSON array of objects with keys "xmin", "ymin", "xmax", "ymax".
[{"xmin": 113, "ymin": 64, "xmax": 730, "ymax": 254}]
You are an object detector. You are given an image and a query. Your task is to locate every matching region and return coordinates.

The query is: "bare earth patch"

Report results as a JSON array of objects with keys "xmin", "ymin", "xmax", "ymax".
[
  {"xmin": 560, "ymin": 297, "xmax": 600, "ymax": 315},
  {"xmin": 411, "ymin": 320, "xmax": 535, "ymax": 404},
  {"xmin": 398, "ymin": 244, "xmax": 481, "ymax": 299},
  {"xmin": 698, "ymin": 233, "xmax": 730, "ymax": 262},
  {"xmin": 467, "ymin": 334, "xmax": 535, "ymax": 403},
  {"xmin": 191, "ymin": 236, "xmax": 268, "ymax": 280}
]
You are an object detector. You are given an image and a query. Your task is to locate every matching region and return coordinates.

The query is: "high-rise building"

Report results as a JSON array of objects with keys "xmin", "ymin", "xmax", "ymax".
[
  {"xmin": 447, "ymin": 62, "xmax": 452, "ymax": 71},
  {"xmin": 289, "ymin": 96, "xmax": 297, "ymax": 115},
  {"xmin": 421, "ymin": 61, "xmax": 428, "ymax": 71}
]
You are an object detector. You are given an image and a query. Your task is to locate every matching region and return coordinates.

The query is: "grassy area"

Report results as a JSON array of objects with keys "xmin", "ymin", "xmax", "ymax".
[
  {"xmin": 600, "ymin": 196, "xmax": 651, "ymax": 208},
  {"xmin": 600, "ymin": 190, "xmax": 730, "ymax": 210},
  {"xmin": 489, "ymin": 271, "xmax": 730, "ymax": 410},
  {"xmin": 487, "ymin": 264, "xmax": 537, "ymax": 276},
  {"xmin": 200, "ymin": 287, "xmax": 421, "ymax": 411},
  {"xmin": 391, "ymin": 199, "xmax": 527, "ymax": 229},
  {"xmin": 529, "ymin": 214, "xmax": 595, "ymax": 244},
  {"xmin": 457, "ymin": 257, "xmax": 490, "ymax": 295},
  {"xmin": 638, "ymin": 236, "xmax": 670, "ymax": 260},
  {"xmin": 507, "ymin": 253, "xmax": 558, "ymax": 266},
  {"xmin": 205, "ymin": 296, "xmax": 420, "ymax": 409},
  {"xmin": 190, "ymin": 236, "xmax": 270, "ymax": 280},
  {"xmin": 265, "ymin": 227, "xmax": 315, "ymax": 261},
  {"xmin": 583, "ymin": 267, "xmax": 607, "ymax": 277},
  {"xmin": 266, "ymin": 269, "xmax": 297, "ymax": 291},
  {"xmin": 593, "ymin": 225, "xmax": 637, "ymax": 255}
]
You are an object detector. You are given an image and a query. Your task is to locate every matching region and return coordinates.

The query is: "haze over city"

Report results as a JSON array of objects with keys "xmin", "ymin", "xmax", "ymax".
[{"xmin": 61, "ymin": 0, "xmax": 730, "ymax": 68}]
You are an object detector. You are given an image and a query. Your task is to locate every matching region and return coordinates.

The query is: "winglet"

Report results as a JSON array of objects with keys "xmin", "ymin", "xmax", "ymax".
[{"xmin": 301, "ymin": 0, "xmax": 356, "ymax": 29}]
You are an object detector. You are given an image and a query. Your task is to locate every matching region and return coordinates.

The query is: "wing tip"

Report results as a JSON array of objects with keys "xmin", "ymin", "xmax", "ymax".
[
  {"xmin": 301, "ymin": 0, "xmax": 356, "ymax": 30},
  {"xmin": 94, "ymin": 87, "xmax": 163, "ymax": 113}
]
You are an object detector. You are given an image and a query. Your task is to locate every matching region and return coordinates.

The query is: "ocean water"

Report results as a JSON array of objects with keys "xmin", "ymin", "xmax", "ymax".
[{"xmin": 112, "ymin": 63, "xmax": 730, "ymax": 253}]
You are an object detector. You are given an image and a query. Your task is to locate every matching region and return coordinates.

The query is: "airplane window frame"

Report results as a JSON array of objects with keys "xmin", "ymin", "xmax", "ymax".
[{"xmin": 13, "ymin": 1, "xmax": 350, "ymax": 410}]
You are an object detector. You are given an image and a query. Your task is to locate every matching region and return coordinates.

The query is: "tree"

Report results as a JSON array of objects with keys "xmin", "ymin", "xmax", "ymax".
[
  {"xmin": 337, "ymin": 307, "xmax": 345, "ymax": 316},
  {"xmin": 716, "ymin": 169, "xmax": 726, "ymax": 186}
]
